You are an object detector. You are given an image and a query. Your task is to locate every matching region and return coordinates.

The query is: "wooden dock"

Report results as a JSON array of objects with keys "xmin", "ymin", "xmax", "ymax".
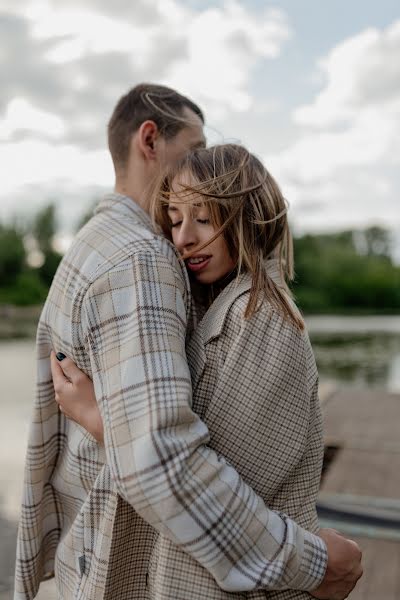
[{"xmin": 319, "ymin": 387, "xmax": 400, "ymax": 599}]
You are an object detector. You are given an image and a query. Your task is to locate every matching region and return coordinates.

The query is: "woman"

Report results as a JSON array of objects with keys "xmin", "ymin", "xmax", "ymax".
[{"xmin": 51, "ymin": 144, "xmax": 324, "ymax": 599}]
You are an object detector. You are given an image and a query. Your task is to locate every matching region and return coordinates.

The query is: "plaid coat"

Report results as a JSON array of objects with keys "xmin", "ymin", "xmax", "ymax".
[
  {"xmin": 147, "ymin": 264, "xmax": 326, "ymax": 600},
  {"xmin": 14, "ymin": 193, "xmax": 327, "ymax": 600}
]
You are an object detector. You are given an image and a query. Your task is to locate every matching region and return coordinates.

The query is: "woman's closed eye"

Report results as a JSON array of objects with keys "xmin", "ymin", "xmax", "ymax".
[{"xmin": 170, "ymin": 218, "xmax": 210, "ymax": 228}]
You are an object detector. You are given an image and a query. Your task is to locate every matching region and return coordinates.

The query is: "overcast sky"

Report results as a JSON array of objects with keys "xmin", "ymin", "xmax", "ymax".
[{"xmin": 1, "ymin": 0, "xmax": 399, "ymax": 250}]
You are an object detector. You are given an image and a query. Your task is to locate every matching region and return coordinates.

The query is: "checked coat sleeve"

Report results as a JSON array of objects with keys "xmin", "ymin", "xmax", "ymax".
[{"xmin": 81, "ymin": 249, "xmax": 327, "ymax": 594}]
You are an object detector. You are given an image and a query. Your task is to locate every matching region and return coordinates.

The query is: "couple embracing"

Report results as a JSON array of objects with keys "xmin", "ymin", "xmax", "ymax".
[{"xmin": 15, "ymin": 83, "xmax": 362, "ymax": 600}]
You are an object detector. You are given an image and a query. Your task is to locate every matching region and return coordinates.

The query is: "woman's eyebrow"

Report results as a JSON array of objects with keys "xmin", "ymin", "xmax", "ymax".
[{"xmin": 167, "ymin": 206, "xmax": 178, "ymax": 213}]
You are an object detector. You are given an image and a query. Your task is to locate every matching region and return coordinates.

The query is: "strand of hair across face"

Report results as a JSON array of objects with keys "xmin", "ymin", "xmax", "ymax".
[{"xmin": 162, "ymin": 174, "xmax": 270, "ymax": 203}]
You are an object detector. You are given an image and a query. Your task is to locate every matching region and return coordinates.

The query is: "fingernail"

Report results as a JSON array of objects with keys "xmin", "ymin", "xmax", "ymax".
[{"xmin": 56, "ymin": 352, "xmax": 66, "ymax": 361}]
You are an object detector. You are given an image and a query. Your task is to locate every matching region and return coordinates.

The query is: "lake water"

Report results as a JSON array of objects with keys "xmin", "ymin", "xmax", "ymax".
[
  {"xmin": 307, "ymin": 315, "xmax": 400, "ymax": 392},
  {"xmin": 1, "ymin": 315, "xmax": 400, "ymax": 596}
]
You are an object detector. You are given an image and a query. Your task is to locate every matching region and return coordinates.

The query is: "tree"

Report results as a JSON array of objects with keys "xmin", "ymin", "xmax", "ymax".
[
  {"xmin": 0, "ymin": 224, "xmax": 26, "ymax": 285},
  {"xmin": 363, "ymin": 226, "xmax": 392, "ymax": 259},
  {"xmin": 32, "ymin": 203, "xmax": 57, "ymax": 255},
  {"xmin": 31, "ymin": 203, "xmax": 63, "ymax": 286},
  {"xmin": 74, "ymin": 199, "xmax": 99, "ymax": 233},
  {"xmin": 292, "ymin": 228, "xmax": 400, "ymax": 314},
  {"xmin": 38, "ymin": 250, "xmax": 63, "ymax": 287}
]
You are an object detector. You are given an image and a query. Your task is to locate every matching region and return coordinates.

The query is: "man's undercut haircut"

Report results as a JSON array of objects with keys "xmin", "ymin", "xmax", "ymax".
[{"xmin": 108, "ymin": 83, "xmax": 204, "ymax": 170}]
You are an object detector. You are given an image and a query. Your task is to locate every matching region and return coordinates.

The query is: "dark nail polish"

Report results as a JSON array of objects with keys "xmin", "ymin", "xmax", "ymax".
[
  {"xmin": 56, "ymin": 352, "xmax": 66, "ymax": 361},
  {"xmin": 79, "ymin": 555, "xmax": 86, "ymax": 576}
]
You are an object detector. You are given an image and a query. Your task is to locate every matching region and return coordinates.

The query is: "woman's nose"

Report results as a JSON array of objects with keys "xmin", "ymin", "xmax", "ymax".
[{"xmin": 175, "ymin": 220, "xmax": 198, "ymax": 252}]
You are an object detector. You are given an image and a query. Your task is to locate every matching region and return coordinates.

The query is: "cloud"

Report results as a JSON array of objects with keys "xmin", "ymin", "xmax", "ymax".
[
  {"xmin": 0, "ymin": 140, "xmax": 112, "ymax": 195},
  {"xmin": 0, "ymin": 0, "xmax": 291, "ymax": 230},
  {"xmin": 0, "ymin": 8, "xmax": 188, "ymax": 148},
  {"xmin": 0, "ymin": 13, "xmax": 66, "ymax": 114},
  {"xmin": 165, "ymin": 3, "xmax": 290, "ymax": 118},
  {"xmin": 265, "ymin": 20, "xmax": 400, "ymax": 231},
  {"xmin": 0, "ymin": 98, "xmax": 66, "ymax": 140},
  {"xmin": 67, "ymin": 0, "xmax": 163, "ymax": 25},
  {"xmin": 0, "ymin": 138, "xmax": 113, "ymax": 233},
  {"xmin": 268, "ymin": 108, "xmax": 396, "ymax": 185},
  {"xmin": 294, "ymin": 21, "xmax": 400, "ymax": 127},
  {"xmin": 0, "ymin": 1, "xmax": 290, "ymax": 149}
]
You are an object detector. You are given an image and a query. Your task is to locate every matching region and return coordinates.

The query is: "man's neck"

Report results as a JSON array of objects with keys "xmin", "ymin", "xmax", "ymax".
[{"xmin": 114, "ymin": 180, "xmax": 149, "ymax": 214}]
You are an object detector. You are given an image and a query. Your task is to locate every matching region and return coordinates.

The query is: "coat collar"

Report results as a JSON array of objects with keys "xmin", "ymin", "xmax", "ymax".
[
  {"xmin": 199, "ymin": 258, "xmax": 283, "ymax": 344},
  {"xmin": 95, "ymin": 192, "xmax": 155, "ymax": 232}
]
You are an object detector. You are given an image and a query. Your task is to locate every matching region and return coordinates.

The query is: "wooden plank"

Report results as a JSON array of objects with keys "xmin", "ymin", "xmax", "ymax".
[
  {"xmin": 346, "ymin": 536, "xmax": 374, "ymax": 600},
  {"xmin": 345, "ymin": 536, "xmax": 400, "ymax": 600},
  {"xmin": 319, "ymin": 388, "xmax": 400, "ymax": 599},
  {"xmin": 321, "ymin": 389, "xmax": 400, "ymax": 497},
  {"xmin": 321, "ymin": 448, "xmax": 400, "ymax": 498},
  {"xmin": 323, "ymin": 389, "xmax": 400, "ymax": 449},
  {"xmin": 365, "ymin": 538, "xmax": 400, "ymax": 600}
]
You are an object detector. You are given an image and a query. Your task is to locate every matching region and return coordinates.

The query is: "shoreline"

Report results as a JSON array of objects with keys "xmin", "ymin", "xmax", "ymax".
[
  {"xmin": 0, "ymin": 305, "xmax": 42, "ymax": 340},
  {"xmin": 2, "ymin": 304, "xmax": 400, "ymax": 339}
]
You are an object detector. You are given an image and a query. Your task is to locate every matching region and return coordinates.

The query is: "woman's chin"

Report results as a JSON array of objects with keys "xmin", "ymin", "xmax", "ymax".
[
  {"xmin": 188, "ymin": 262, "xmax": 236, "ymax": 286},
  {"xmin": 193, "ymin": 269, "xmax": 234, "ymax": 287},
  {"xmin": 193, "ymin": 271, "xmax": 217, "ymax": 285}
]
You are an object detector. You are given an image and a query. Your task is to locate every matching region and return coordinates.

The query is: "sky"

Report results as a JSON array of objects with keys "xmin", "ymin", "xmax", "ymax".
[{"xmin": 1, "ymin": 0, "xmax": 399, "ymax": 252}]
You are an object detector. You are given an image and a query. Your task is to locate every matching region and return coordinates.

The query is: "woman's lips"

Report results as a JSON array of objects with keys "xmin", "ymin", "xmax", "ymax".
[{"xmin": 186, "ymin": 255, "xmax": 211, "ymax": 273}]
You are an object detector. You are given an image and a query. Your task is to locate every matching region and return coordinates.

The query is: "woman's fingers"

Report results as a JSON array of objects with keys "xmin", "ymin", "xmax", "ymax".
[
  {"xmin": 54, "ymin": 352, "xmax": 88, "ymax": 385},
  {"xmin": 50, "ymin": 351, "xmax": 70, "ymax": 394},
  {"xmin": 49, "ymin": 350, "xmax": 102, "ymax": 440}
]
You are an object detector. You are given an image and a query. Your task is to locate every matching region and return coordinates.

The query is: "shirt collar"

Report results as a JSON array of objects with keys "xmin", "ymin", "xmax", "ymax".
[{"xmin": 95, "ymin": 192, "xmax": 155, "ymax": 232}]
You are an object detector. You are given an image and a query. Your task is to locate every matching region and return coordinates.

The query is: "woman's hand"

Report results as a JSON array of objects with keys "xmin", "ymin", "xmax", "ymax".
[{"xmin": 50, "ymin": 351, "xmax": 104, "ymax": 444}]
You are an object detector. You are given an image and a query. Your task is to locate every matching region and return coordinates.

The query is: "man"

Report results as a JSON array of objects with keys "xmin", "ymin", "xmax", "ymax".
[{"xmin": 15, "ymin": 83, "xmax": 362, "ymax": 600}]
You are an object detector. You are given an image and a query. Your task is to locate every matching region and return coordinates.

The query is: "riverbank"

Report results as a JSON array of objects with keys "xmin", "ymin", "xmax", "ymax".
[
  {"xmin": 0, "ymin": 305, "xmax": 42, "ymax": 339},
  {"xmin": 2, "ymin": 303, "xmax": 400, "ymax": 339},
  {"xmin": 306, "ymin": 314, "xmax": 400, "ymax": 335}
]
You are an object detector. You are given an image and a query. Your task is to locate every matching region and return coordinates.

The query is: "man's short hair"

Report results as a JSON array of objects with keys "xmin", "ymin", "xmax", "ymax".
[{"xmin": 108, "ymin": 83, "xmax": 204, "ymax": 170}]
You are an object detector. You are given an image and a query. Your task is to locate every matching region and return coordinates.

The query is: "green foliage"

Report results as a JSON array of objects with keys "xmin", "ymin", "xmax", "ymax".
[
  {"xmin": 363, "ymin": 226, "xmax": 392, "ymax": 258},
  {"xmin": 0, "ymin": 203, "xmax": 61, "ymax": 306},
  {"xmin": 0, "ymin": 270, "xmax": 47, "ymax": 306},
  {"xmin": 0, "ymin": 224, "xmax": 26, "ymax": 285},
  {"xmin": 32, "ymin": 204, "xmax": 57, "ymax": 254},
  {"xmin": 1, "ymin": 203, "xmax": 400, "ymax": 314},
  {"xmin": 38, "ymin": 250, "xmax": 63, "ymax": 287},
  {"xmin": 292, "ymin": 227, "xmax": 400, "ymax": 313}
]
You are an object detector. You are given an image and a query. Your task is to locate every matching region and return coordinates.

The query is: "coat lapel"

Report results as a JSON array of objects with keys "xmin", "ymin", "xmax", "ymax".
[
  {"xmin": 188, "ymin": 259, "xmax": 283, "ymax": 390},
  {"xmin": 200, "ymin": 258, "xmax": 283, "ymax": 344}
]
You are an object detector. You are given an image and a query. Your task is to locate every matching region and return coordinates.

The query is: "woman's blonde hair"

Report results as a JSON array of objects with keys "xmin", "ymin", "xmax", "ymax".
[{"xmin": 151, "ymin": 143, "xmax": 304, "ymax": 329}]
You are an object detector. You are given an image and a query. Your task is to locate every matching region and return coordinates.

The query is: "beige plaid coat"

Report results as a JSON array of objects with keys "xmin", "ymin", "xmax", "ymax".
[
  {"xmin": 15, "ymin": 193, "xmax": 327, "ymax": 600},
  {"xmin": 147, "ymin": 264, "xmax": 326, "ymax": 600}
]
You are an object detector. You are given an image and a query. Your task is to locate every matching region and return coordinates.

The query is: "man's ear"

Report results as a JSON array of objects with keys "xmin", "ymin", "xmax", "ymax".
[{"xmin": 137, "ymin": 120, "xmax": 159, "ymax": 161}]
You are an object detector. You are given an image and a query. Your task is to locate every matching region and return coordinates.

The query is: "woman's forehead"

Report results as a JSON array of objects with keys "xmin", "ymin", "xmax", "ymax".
[
  {"xmin": 167, "ymin": 201, "xmax": 207, "ymax": 210},
  {"xmin": 171, "ymin": 170, "xmax": 195, "ymax": 192},
  {"xmin": 169, "ymin": 172, "xmax": 206, "ymax": 211},
  {"xmin": 167, "ymin": 200, "xmax": 209, "ymax": 215}
]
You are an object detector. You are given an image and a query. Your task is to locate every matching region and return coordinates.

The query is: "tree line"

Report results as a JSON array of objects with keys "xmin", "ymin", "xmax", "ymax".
[
  {"xmin": 293, "ymin": 228, "xmax": 400, "ymax": 313},
  {"xmin": 1, "ymin": 203, "xmax": 400, "ymax": 313},
  {"xmin": 0, "ymin": 204, "xmax": 63, "ymax": 306}
]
